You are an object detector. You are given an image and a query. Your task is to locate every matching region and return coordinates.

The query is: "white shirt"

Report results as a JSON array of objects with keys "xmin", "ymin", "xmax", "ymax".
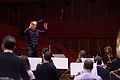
[
  {"xmin": 4, "ymin": 49, "xmax": 13, "ymax": 53},
  {"xmin": 74, "ymin": 70, "xmax": 102, "ymax": 80}
]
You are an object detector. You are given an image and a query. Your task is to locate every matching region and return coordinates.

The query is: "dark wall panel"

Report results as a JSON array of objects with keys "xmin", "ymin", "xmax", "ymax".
[{"xmin": 48, "ymin": 21, "xmax": 120, "ymax": 38}]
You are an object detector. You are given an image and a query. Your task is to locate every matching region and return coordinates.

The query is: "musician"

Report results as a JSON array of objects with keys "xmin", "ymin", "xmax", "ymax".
[
  {"xmin": 0, "ymin": 35, "xmax": 30, "ymax": 80},
  {"xmin": 110, "ymin": 68, "xmax": 120, "ymax": 80},
  {"xmin": 35, "ymin": 51, "xmax": 59, "ymax": 80},
  {"xmin": 94, "ymin": 56, "xmax": 110, "ymax": 80},
  {"xmin": 109, "ymin": 54, "xmax": 120, "ymax": 71},
  {"xmin": 74, "ymin": 59, "xmax": 102, "ymax": 80},
  {"xmin": 109, "ymin": 52, "xmax": 120, "ymax": 79},
  {"xmin": 76, "ymin": 50, "xmax": 87, "ymax": 63},
  {"xmin": 101, "ymin": 46, "xmax": 113, "ymax": 66},
  {"xmin": 24, "ymin": 21, "xmax": 48, "ymax": 57},
  {"xmin": 62, "ymin": 50, "xmax": 87, "ymax": 78}
]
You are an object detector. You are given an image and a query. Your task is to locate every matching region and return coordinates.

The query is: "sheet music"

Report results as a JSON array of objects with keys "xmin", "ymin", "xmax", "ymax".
[
  {"xmin": 70, "ymin": 63, "xmax": 97, "ymax": 76},
  {"xmin": 28, "ymin": 57, "xmax": 42, "ymax": 71},
  {"xmin": 52, "ymin": 58, "xmax": 68, "ymax": 69},
  {"xmin": 28, "ymin": 57, "xmax": 68, "ymax": 70}
]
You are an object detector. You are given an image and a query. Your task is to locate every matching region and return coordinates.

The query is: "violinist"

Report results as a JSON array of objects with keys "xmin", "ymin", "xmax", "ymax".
[
  {"xmin": 62, "ymin": 50, "xmax": 87, "ymax": 77},
  {"xmin": 101, "ymin": 46, "xmax": 113, "ymax": 66}
]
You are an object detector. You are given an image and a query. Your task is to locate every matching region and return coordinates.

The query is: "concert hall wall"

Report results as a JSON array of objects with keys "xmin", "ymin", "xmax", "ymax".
[{"xmin": 0, "ymin": 0, "xmax": 120, "ymax": 62}]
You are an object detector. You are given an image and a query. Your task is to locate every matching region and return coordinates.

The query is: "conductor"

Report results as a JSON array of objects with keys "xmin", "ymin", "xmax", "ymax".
[{"xmin": 24, "ymin": 20, "xmax": 48, "ymax": 57}]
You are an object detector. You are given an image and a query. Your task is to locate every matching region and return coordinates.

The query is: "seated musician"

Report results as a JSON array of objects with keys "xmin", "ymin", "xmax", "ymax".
[
  {"xmin": 110, "ymin": 68, "xmax": 120, "ymax": 80},
  {"xmin": 62, "ymin": 50, "xmax": 87, "ymax": 79},
  {"xmin": 76, "ymin": 50, "xmax": 87, "ymax": 63},
  {"xmin": 101, "ymin": 46, "xmax": 113, "ymax": 69}
]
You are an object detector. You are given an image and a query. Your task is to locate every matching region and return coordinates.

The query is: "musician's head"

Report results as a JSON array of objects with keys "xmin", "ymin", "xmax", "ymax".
[
  {"xmin": 41, "ymin": 47, "xmax": 49, "ymax": 57},
  {"xmin": 78, "ymin": 50, "xmax": 87, "ymax": 58},
  {"xmin": 94, "ymin": 56, "xmax": 102, "ymax": 65},
  {"xmin": 43, "ymin": 51, "xmax": 52, "ymax": 62},
  {"xmin": 83, "ymin": 59, "xmax": 93, "ymax": 71},
  {"xmin": 30, "ymin": 21, "xmax": 37, "ymax": 30},
  {"xmin": 104, "ymin": 46, "xmax": 112, "ymax": 54},
  {"xmin": 1, "ymin": 35, "xmax": 16, "ymax": 51}
]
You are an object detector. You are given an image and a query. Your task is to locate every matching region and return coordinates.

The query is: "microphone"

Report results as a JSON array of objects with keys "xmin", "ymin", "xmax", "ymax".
[{"xmin": 37, "ymin": 19, "xmax": 44, "ymax": 23}]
